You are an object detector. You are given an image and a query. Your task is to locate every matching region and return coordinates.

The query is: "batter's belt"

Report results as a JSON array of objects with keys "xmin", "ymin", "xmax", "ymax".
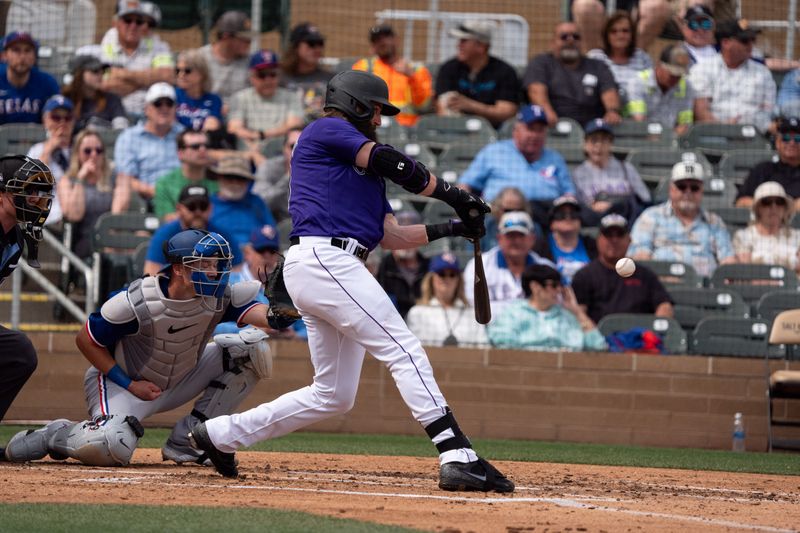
[{"xmin": 290, "ymin": 236, "xmax": 370, "ymax": 261}]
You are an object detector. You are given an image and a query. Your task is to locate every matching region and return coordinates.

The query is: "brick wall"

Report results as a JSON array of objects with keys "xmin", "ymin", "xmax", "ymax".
[{"xmin": 5, "ymin": 334, "xmax": 799, "ymax": 452}]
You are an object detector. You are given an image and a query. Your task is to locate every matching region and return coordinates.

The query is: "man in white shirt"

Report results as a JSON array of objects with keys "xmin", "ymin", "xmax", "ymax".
[
  {"xmin": 680, "ymin": 4, "xmax": 718, "ymax": 66},
  {"xmin": 688, "ymin": 18, "xmax": 776, "ymax": 133}
]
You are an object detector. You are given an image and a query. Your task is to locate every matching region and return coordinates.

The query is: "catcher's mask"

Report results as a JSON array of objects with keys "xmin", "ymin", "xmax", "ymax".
[
  {"xmin": 164, "ymin": 229, "xmax": 233, "ymax": 308},
  {"xmin": 324, "ymin": 70, "xmax": 400, "ymax": 122},
  {"xmin": 0, "ymin": 155, "xmax": 55, "ymax": 268}
]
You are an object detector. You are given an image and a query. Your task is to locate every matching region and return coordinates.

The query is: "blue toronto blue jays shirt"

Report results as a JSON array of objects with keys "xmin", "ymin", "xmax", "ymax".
[{"xmin": 289, "ymin": 117, "xmax": 392, "ymax": 250}]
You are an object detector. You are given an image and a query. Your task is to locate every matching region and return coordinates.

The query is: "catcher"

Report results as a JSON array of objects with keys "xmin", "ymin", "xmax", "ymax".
[{"xmin": 3, "ymin": 229, "xmax": 298, "ymax": 466}]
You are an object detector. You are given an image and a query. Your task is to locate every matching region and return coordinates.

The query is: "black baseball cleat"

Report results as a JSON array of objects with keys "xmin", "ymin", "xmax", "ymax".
[
  {"xmin": 438, "ymin": 457, "xmax": 515, "ymax": 493},
  {"xmin": 188, "ymin": 422, "xmax": 238, "ymax": 478}
]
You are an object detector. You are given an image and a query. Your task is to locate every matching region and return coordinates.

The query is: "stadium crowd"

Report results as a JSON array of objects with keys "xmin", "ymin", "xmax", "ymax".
[{"xmin": 3, "ymin": 0, "xmax": 799, "ymax": 353}]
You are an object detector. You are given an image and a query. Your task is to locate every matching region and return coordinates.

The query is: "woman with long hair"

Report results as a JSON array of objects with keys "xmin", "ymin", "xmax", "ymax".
[
  {"xmin": 280, "ymin": 22, "xmax": 333, "ymax": 119},
  {"xmin": 406, "ymin": 253, "xmax": 488, "ymax": 348},
  {"xmin": 62, "ymin": 55, "xmax": 129, "ymax": 132},
  {"xmin": 587, "ymin": 11, "xmax": 653, "ymax": 114},
  {"xmin": 58, "ymin": 130, "xmax": 130, "ymax": 258}
]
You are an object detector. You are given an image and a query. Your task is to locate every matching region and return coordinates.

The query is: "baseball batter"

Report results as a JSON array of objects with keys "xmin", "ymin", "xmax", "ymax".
[
  {"xmin": 0, "ymin": 156, "xmax": 54, "ymax": 443},
  {"xmin": 190, "ymin": 71, "xmax": 514, "ymax": 492},
  {"xmin": 4, "ymin": 229, "xmax": 289, "ymax": 467}
]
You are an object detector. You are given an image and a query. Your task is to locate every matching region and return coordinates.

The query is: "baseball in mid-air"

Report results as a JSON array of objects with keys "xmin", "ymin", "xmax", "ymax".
[{"xmin": 615, "ymin": 257, "xmax": 636, "ymax": 278}]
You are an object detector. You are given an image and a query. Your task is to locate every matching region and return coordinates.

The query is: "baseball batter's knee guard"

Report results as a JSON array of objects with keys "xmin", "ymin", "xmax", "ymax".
[
  {"xmin": 424, "ymin": 407, "xmax": 473, "ymax": 453},
  {"xmin": 49, "ymin": 414, "xmax": 145, "ymax": 466}
]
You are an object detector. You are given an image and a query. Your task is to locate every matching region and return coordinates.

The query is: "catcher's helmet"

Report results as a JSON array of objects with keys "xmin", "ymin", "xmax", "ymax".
[
  {"xmin": 164, "ymin": 229, "xmax": 232, "ymax": 299},
  {"xmin": 324, "ymin": 70, "xmax": 400, "ymax": 122},
  {"xmin": 0, "ymin": 155, "xmax": 54, "ymax": 240}
]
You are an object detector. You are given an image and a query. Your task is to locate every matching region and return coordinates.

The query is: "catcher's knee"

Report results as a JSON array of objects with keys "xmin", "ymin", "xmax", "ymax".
[
  {"xmin": 214, "ymin": 328, "xmax": 272, "ymax": 379},
  {"xmin": 50, "ymin": 414, "xmax": 144, "ymax": 466}
]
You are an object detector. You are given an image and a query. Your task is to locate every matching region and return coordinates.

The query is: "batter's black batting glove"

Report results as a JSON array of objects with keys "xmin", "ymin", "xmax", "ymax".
[
  {"xmin": 425, "ymin": 219, "xmax": 485, "ymax": 242},
  {"xmin": 430, "ymin": 179, "xmax": 491, "ymax": 231}
]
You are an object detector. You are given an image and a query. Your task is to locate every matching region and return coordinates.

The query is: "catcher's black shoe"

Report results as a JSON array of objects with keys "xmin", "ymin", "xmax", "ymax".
[
  {"xmin": 438, "ymin": 458, "xmax": 514, "ymax": 493},
  {"xmin": 188, "ymin": 422, "xmax": 238, "ymax": 478}
]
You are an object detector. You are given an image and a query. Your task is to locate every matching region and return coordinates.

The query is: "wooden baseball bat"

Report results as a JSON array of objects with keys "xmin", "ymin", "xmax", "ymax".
[{"xmin": 472, "ymin": 238, "xmax": 491, "ymax": 324}]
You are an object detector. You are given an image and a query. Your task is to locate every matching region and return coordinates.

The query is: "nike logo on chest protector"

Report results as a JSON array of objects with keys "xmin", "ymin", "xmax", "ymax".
[{"xmin": 168, "ymin": 323, "xmax": 197, "ymax": 334}]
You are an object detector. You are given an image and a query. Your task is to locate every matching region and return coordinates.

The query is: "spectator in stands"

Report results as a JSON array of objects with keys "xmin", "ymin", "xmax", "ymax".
[
  {"xmin": 626, "ymin": 44, "xmax": 695, "ymax": 134},
  {"xmin": 689, "ymin": 19, "xmax": 776, "ymax": 134},
  {"xmin": 406, "ymin": 253, "xmax": 488, "ymax": 348},
  {"xmin": 208, "ymin": 154, "xmax": 276, "ymax": 247},
  {"xmin": 524, "ymin": 22, "xmax": 622, "ymax": 127},
  {"xmin": 733, "ymin": 181, "xmax": 800, "ymax": 274},
  {"xmin": 679, "ymin": 4, "xmax": 718, "ymax": 66},
  {"xmin": 458, "ymin": 104, "xmax": 574, "ymax": 208},
  {"xmin": 434, "ymin": 20, "xmax": 519, "ymax": 129},
  {"xmin": 114, "ymin": 82, "xmax": 182, "ymax": 200},
  {"xmin": 488, "ymin": 263, "xmax": 607, "ymax": 351},
  {"xmin": 376, "ymin": 210, "xmax": 429, "ymax": 318},
  {"xmin": 174, "ymin": 50, "xmax": 223, "ymax": 133},
  {"xmin": 572, "ymin": 213, "xmax": 673, "ymax": 323},
  {"xmin": 82, "ymin": 0, "xmax": 175, "ymax": 117},
  {"xmin": 481, "ymin": 186, "xmax": 538, "ymax": 251},
  {"xmin": 227, "ymin": 50, "xmax": 304, "ymax": 143},
  {"xmin": 58, "ymin": 130, "xmax": 129, "ymax": 259},
  {"xmin": 26, "ymin": 95, "xmax": 76, "ymax": 225},
  {"xmin": 587, "ymin": 11, "xmax": 653, "ymax": 112},
  {"xmin": 571, "ymin": 119, "xmax": 650, "ymax": 220},
  {"xmin": 352, "ymin": 24, "xmax": 433, "ymax": 127},
  {"xmin": 463, "ymin": 211, "xmax": 556, "ymax": 318},
  {"xmin": 251, "ymin": 127, "xmax": 302, "ymax": 222},
  {"xmin": 7, "ymin": 0, "xmax": 96, "ymax": 49},
  {"xmin": 198, "ymin": 11, "xmax": 253, "ymax": 103},
  {"xmin": 62, "ymin": 55, "xmax": 129, "ymax": 132},
  {"xmin": 154, "ymin": 130, "xmax": 218, "ymax": 221},
  {"xmin": 280, "ymin": 22, "xmax": 334, "ymax": 120},
  {"xmin": 534, "ymin": 195, "xmax": 597, "ymax": 285},
  {"xmin": 629, "ymin": 161, "xmax": 736, "ymax": 277},
  {"xmin": 737, "ymin": 117, "xmax": 800, "ymax": 209},
  {"xmin": 0, "ymin": 31, "xmax": 59, "ymax": 125},
  {"xmin": 777, "ymin": 69, "xmax": 800, "ymax": 119},
  {"xmin": 571, "ymin": 0, "xmax": 673, "ymax": 52},
  {"xmin": 143, "ymin": 184, "xmax": 241, "ymax": 275}
]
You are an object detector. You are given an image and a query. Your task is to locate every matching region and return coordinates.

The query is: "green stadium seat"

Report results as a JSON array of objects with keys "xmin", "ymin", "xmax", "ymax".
[
  {"xmin": 377, "ymin": 115, "xmax": 411, "ymax": 147},
  {"xmin": 597, "ymin": 313, "xmax": 687, "ymax": 354},
  {"xmin": 546, "ymin": 117, "xmax": 584, "ymax": 149},
  {"xmin": 669, "ymin": 287, "xmax": 749, "ymax": 330},
  {"xmin": 637, "ymin": 260, "xmax": 702, "ymax": 288},
  {"xmin": 412, "ymin": 115, "xmax": 496, "ymax": 153},
  {"xmin": 0, "ymin": 123, "xmax": 47, "ymax": 156},
  {"xmin": 710, "ymin": 206, "xmax": 751, "ymax": 233},
  {"xmin": 717, "ymin": 149, "xmax": 777, "ymax": 186},
  {"xmin": 626, "ymin": 148, "xmax": 712, "ymax": 190},
  {"xmin": 691, "ymin": 316, "xmax": 784, "ymax": 358},
  {"xmin": 710, "ymin": 263, "xmax": 799, "ymax": 305},
  {"xmin": 611, "ymin": 120, "xmax": 677, "ymax": 156},
  {"xmin": 756, "ymin": 290, "xmax": 800, "ymax": 322},
  {"xmin": 679, "ymin": 123, "xmax": 772, "ymax": 164}
]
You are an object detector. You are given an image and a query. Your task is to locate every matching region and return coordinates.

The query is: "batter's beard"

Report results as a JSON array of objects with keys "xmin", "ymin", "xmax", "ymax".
[{"xmin": 352, "ymin": 119, "xmax": 378, "ymax": 141}]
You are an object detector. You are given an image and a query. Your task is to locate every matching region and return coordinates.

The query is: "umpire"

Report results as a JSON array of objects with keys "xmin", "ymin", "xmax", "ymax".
[{"xmin": 0, "ymin": 156, "xmax": 55, "ymax": 443}]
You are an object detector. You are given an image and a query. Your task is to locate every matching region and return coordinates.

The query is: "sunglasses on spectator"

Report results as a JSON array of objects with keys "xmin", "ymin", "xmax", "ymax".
[
  {"xmin": 781, "ymin": 133, "xmax": 800, "ymax": 143},
  {"xmin": 152, "ymin": 98, "xmax": 175, "ymax": 108},
  {"xmin": 255, "ymin": 70, "xmax": 278, "ymax": 79},
  {"xmin": 687, "ymin": 18, "xmax": 714, "ymax": 30},
  {"xmin": 49, "ymin": 113, "xmax": 73, "ymax": 123},
  {"xmin": 436, "ymin": 270, "xmax": 459, "ymax": 279},
  {"xmin": 184, "ymin": 142, "xmax": 209, "ymax": 150},
  {"xmin": 121, "ymin": 15, "xmax": 149, "ymax": 27},
  {"xmin": 761, "ymin": 198, "xmax": 787, "ymax": 207},
  {"xmin": 82, "ymin": 147, "xmax": 104, "ymax": 156},
  {"xmin": 601, "ymin": 228, "xmax": 627, "ymax": 239},
  {"xmin": 559, "ymin": 32, "xmax": 581, "ymax": 41},
  {"xmin": 540, "ymin": 280, "xmax": 561, "ymax": 289},
  {"xmin": 675, "ymin": 182, "xmax": 702, "ymax": 193},
  {"xmin": 304, "ymin": 39, "xmax": 325, "ymax": 48},
  {"xmin": 552, "ymin": 210, "xmax": 580, "ymax": 221},
  {"xmin": 175, "ymin": 67, "xmax": 193, "ymax": 75},
  {"xmin": 183, "ymin": 200, "xmax": 209, "ymax": 212}
]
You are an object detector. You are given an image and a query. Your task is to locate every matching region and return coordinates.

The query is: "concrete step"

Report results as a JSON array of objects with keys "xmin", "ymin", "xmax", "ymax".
[{"xmin": 0, "ymin": 291, "xmax": 82, "ymax": 325}]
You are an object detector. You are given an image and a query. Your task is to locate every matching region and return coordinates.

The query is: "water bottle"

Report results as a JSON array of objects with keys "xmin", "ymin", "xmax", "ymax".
[{"xmin": 732, "ymin": 412, "xmax": 746, "ymax": 452}]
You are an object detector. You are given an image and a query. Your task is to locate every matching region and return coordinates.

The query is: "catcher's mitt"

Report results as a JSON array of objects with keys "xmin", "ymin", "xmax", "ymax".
[{"xmin": 259, "ymin": 256, "xmax": 301, "ymax": 330}]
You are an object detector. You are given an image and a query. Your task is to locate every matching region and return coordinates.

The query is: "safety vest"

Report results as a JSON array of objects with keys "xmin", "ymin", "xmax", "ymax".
[{"xmin": 352, "ymin": 56, "xmax": 432, "ymax": 126}]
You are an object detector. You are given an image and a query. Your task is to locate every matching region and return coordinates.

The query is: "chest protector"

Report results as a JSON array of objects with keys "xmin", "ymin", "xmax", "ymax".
[{"xmin": 118, "ymin": 277, "xmax": 229, "ymax": 390}]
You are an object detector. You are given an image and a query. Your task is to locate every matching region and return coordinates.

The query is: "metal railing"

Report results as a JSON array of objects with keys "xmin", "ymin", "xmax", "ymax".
[{"xmin": 9, "ymin": 228, "xmax": 95, "ymax": 328}]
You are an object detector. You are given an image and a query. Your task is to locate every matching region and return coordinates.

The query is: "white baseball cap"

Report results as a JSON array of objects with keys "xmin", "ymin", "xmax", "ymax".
[
  {"xmin": 145, "ymin": 82, "xmax": 176, "ymax": 104},
  {"xmin": 670, "ymin": 161, "xmax": 705, "ymax": 182},
  {"xmin": 498, "ymin": 211, "xmax": 534, "ymax": 235}
]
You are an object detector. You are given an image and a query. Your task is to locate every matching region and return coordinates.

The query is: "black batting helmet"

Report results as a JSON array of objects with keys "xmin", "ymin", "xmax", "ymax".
[
  {"xmin": 324, "ymin": 70, "xmax": 400, "ymax": 122},
  {"xmin": 0, "ymin": 155, "xmax": 54, "ymax": 238}
]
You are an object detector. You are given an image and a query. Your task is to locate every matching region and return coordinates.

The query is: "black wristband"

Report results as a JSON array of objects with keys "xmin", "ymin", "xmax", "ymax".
[{"xmin": 425, "ymin": 222, "xmax": 453, "ymax": 242}]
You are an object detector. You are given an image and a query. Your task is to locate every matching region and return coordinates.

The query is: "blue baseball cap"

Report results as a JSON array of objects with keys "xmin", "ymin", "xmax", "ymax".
[
  {"xmin": 584, "ymin": 118, "xmax": 614, "ymax": 136},
  {"xmin": 517, "ymin": 104, "xmax": 548, "ymax": 125},
  {"xmin": 43, "ymin": 95, "xmax": 74, "ymax": 114},
  {"xmin": 250, "ymin": 224, "xmax": 280, "ymax": 252},
  {"xmin": 3, "ymin": 31, "xmax": 38, "ymax": 51},
  {"xmin": 249, "ymin": 49, "xmax": 279, "ymax": 71},
  {"xmin": 429, "ymin": 252, "xmax": 460, "ymax": 274}
]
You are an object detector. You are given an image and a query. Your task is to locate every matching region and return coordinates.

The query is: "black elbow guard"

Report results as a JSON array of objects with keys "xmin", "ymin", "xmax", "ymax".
[{"xmin": 368, "ymin": 143, "xmax": 430, "ymax": 194}]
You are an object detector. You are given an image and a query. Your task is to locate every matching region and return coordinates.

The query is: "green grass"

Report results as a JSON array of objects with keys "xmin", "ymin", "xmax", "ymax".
[
  {"xmin": 0, "ymin": 503, "xmax": 421, "ymax": 533},
  {"xmin": 2, "ymin": 426, "xmax": 799, "ymax": 476}
]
